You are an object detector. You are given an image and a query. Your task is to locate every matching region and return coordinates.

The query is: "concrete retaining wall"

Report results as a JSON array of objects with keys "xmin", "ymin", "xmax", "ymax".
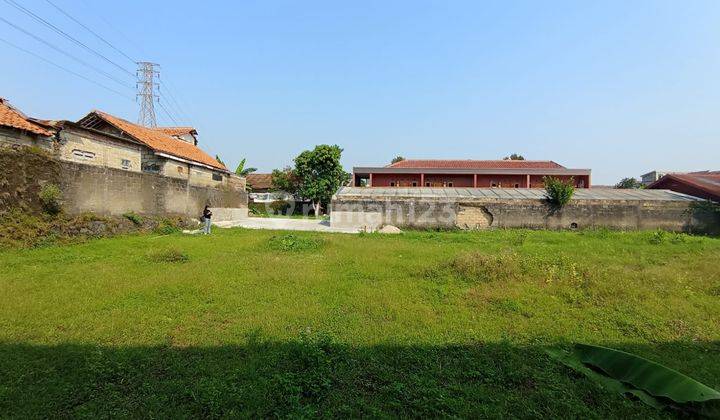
[
  {"xmin": 0, "ymin": 148, "xmax": 247, "ymax": 219},
  {"xmin": 331, "ymin": 195, "xmax": 719, "ymax": 234}
]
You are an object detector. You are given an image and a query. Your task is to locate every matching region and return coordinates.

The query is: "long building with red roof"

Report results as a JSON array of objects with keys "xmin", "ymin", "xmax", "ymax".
[
  {"xmin": 648, "ymin": 171, "xmax": 720, "ymax": 202},
  {"xmin": 353, "ymin": 159, "xmax": 591, "ymax": 188}
]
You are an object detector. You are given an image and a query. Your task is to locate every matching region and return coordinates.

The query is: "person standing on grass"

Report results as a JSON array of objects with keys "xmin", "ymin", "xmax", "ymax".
[{"xmin": 202, "ymin": 205, "xmax": 213, "ymax": 235}]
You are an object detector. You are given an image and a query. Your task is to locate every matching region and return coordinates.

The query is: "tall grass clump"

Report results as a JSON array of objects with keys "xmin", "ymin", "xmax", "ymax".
[
  {"xmin": 426, "ymin": 251, "xmax": 522, "ymax": 283},
  {"xmin": 269, "ymin": 234, "xmax": 321, "ymax": 252},
  {"xmin": 147, "ymin": 247, "xmax": 189, "ymax": 263},
  {"xmin": 123, "ymin": 211, "xmax": 143, "ymax": 226}
]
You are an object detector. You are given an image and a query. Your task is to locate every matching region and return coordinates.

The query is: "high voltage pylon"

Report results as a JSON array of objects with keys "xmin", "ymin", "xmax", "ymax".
[{"xmin": 136, "ymin": 61, "xmax": 159, "ymax": 127}]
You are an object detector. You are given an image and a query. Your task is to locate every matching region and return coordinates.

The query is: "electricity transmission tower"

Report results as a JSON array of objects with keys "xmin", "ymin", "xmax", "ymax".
[{"xmin": 136, "ymin": 62, "xmax": 159, "ymax": 127}]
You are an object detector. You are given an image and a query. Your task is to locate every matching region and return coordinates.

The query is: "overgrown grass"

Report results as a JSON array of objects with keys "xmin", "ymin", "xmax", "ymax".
[
  {"xmin": 146, "ymin": 247, "xmax": 189, "ymax": 263},
  {"xmin": 0, "ymin": 228, "xmax": 718, "ymax": 417},
  {"xmin": 268, "ymin": 233, "xmax": 322, "ymax": 251},
  {"xmin": 0, "ymin": 211, "xmax": 191, "ymax": 249}
]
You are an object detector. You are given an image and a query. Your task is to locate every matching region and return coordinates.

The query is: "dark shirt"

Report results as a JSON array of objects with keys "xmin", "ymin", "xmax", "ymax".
[{"xmin": 203, "ymin": 208, "xmax": 212, "ymax": 219}]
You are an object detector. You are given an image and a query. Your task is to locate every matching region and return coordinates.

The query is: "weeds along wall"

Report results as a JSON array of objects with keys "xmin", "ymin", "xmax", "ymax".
[{"xmin": 0, "ymin": 148, "xmax": 247, "ymax": 217}]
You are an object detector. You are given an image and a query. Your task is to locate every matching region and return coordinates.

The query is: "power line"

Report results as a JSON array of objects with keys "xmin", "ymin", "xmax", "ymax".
[
  {"xmin": 0, "ymin": 16, "xmax": 133, "ymax": 89},
  {"xmin": 3, "ymin": 0, "xmax": 135, "ymax": 78},
  {"xmin": 157, "ymin": 100, "xmax": 180, "ymax": 126},
  {"xmin": 160, "ymin": 77, "xmax": 197, "ymax": 125},
  {"xmin": 0, "ymin": 36, "xmax": 133, "ymax": 100},
  {"xmin": 158, "ymin": 90, "xmax": 187, "ymax": 125},
  {"xmin": 43, "ymin": 0, "xmax": 136, "ymax": 65},
  {"xmin": 159, "ymin": 80, "xmax": 191, "ymax": 124},
  {"xmin": 45, "ymin": 0, "xmax": 195, "ymax": 127},
  {"xmin": 79, "ymin": 0, "xmax": 148, "ymax": 59}
]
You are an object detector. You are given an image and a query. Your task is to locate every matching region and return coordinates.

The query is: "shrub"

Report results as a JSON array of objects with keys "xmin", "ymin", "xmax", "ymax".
[
  {"xmin": 270, "ymin": 200, "xmax": 293, "ymax": 215},
  {"xmin": 543, "ymin": 176, "xmax": 575, "ymax": 207},
  {"xmin": 39, "ymin": 184, "xmax": 62, "ymax": 215},
  {"xmin": 154, "ymin": 219, "xmax": 181, "ymax": 235},
  {"xmin": 268, "ymin": 234, "xmax": 321, "ymax": 252},
  {"xmin": 123, "ymin": 212, "xmax": 143, "ymax": 226},
  {"xmin": 649, "ymin": 230, "xmax": 666, "ymax": 245},
  {"xmin": 147, "ymin": 247, "xmax": 189, "ymax": 263}
]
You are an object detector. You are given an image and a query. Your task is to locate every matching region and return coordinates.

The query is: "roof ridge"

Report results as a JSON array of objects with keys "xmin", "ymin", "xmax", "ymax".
[{"xmin": 398, "ymin": 158, "xmax": 556, "ymax": 162}]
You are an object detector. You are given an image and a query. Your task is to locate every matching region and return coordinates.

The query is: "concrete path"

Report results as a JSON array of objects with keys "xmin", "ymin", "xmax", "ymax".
[{"xmin": 214, "ymin": 217, "xmax": 360, "ymax": 234}]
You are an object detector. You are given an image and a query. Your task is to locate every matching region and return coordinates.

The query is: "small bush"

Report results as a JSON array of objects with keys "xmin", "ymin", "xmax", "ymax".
[
  {"xmin": 510, "ymin": 230, "xmax": 529, "ymax": 246},
  {"xmin": 154, "ymin": 219, "xmax": 181, "ymax": 235},
  {"xmin": 39, "ymin": 184, "xmax": 62, "ymax": 215},
  {"xmin": 123, "ymin": 212, "xmax": 143, "ymax": 226},
  {"xmin": 648, "ymin": 230, "xmax": 688, "ymax": 245},
  {"xmin": 147, "ymin": 247, "xmax": 189, "ymax": 263},
  {"xmin": 270, "ymin": 200, "xmax": 293, "ymax": 215},
  {"xmin": 269, "ymin": 234, "xmax": 321, "ymax": 252},
  {"xmin": 543, "ymin": 176, "xmax": 575, "ymax": 207},
  {"xmin": 649, "ymin": 230, "xmax": 666, "ymax": 245}
]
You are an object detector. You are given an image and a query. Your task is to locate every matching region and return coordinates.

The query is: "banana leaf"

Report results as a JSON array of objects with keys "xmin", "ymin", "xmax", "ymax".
[{"xmin": 547, "ymin": 344, "xmax": 720, "ymax": 417}]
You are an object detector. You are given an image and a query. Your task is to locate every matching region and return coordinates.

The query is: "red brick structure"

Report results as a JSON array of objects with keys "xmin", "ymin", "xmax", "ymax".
[
  {"xmin": 647, "ymin": 171, "xmax": 720, "ymax": 202},
  {"xmin": 353, "ymin": 159, "xmax": 591, "ymax": 188}
]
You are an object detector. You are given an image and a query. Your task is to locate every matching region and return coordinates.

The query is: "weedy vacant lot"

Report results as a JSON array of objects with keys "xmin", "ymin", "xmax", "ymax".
[{"xmin": 1, "ymin": 228, "xmax": 718, "ymax": 418}]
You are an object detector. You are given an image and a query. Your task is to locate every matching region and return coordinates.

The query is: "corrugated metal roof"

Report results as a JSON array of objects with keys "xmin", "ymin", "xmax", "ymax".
[{"xmin": 335, "ymin": 187, "xmax": 700, "ymax": 202}]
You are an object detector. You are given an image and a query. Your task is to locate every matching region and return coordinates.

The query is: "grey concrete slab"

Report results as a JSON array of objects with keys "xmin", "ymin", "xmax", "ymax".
[{"xmin": 216, "ymin": 217, "xmax": 360, "ymax": 233}]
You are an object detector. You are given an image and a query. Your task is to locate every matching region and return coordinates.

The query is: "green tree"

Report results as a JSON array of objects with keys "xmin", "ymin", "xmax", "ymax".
[
  {"xmin": 271, "ymin": 166, "xmax": 300, "ymax": 194},
  {"xmin": 391, "ymin": 156, "xmax": 405, "ymax": 164},
  {"xmin": 234, "ymin": 158, "xmax": 257, "ymax": 177},
  {"xmin": 503, "ymin": 154, "xmax": 525, "ymax": 160},
  {"xmin": 615, "ymin": 177, "xmax": 644, "ymax": 189},
  {"xmin": 215, "ymin": 155, "xmax": 225, "ymax": 167},
  {"xmin": 294, "ymin": 144, "xmax": 346, "ymax": 216}
]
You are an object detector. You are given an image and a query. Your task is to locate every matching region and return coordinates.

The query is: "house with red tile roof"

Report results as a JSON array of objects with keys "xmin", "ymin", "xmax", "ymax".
[
  {"xmin": 73, "ymin": 110, "xmax": 234, "ymax": 187},
  {"xmin": 353, "ymin": 159, "xmax": 591, "ymax": 188},
  {"xmin": 0, "ymin": 98, "xmax": 55, "ymax": 149},
  {"xmin": 647, "ymin": 171, "xmax": 720, "ymax": 202},
  {"xmin": 1, "ymin": 97, "xmax": 237, "ymax": 188}
]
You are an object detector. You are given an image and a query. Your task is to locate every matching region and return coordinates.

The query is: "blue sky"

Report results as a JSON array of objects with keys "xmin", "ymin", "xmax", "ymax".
[{"xmin": 1, "ymin": 0, "xmax": 718, "ymax": 184}]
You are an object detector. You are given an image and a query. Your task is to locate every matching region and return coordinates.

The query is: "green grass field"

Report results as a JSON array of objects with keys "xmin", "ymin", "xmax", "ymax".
[{"xmin": 1, "ymin": 228, "xmax": 719, "ymax": 418}]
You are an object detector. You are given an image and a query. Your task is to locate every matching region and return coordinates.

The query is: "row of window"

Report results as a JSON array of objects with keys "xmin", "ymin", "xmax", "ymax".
[
  {"xmin": 384, "ymin": 180, "xmax": 585, "ymax": 188},
  {"xmin": 389, "ymin": 181, "xmax": 455, "ymax": 187},
  {"xmin": 386, "ymin": 181, "xmax": 526, "ymax": 188}
]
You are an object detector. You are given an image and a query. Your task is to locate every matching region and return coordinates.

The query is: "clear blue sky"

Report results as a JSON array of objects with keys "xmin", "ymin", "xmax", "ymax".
[{"xmin": 2, "ymin": 0, "xmax": 718, "ymax": 184}]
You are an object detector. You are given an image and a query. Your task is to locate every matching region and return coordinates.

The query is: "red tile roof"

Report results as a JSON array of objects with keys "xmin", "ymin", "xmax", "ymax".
[
  {"xmin": 649, "ymin": 171, "xmax": 720, "ymax": 201},
  {"xmin": 246, "ymin": 173, "xmax": 273, "ymax": 190},
  {"xmin": 387, "ymin": 159, "xmax": 565, "ymax": 169},
  {"xmin": 0, "ymin": 98, "xmax": 53, "ymax": 136},
  {"xmin": 90, "ymin": 111, "xmax": 226, "ymax": 170},
  {"xmin": 154, "ymin": 127, "xmax": 197, "ymax": 137}
]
